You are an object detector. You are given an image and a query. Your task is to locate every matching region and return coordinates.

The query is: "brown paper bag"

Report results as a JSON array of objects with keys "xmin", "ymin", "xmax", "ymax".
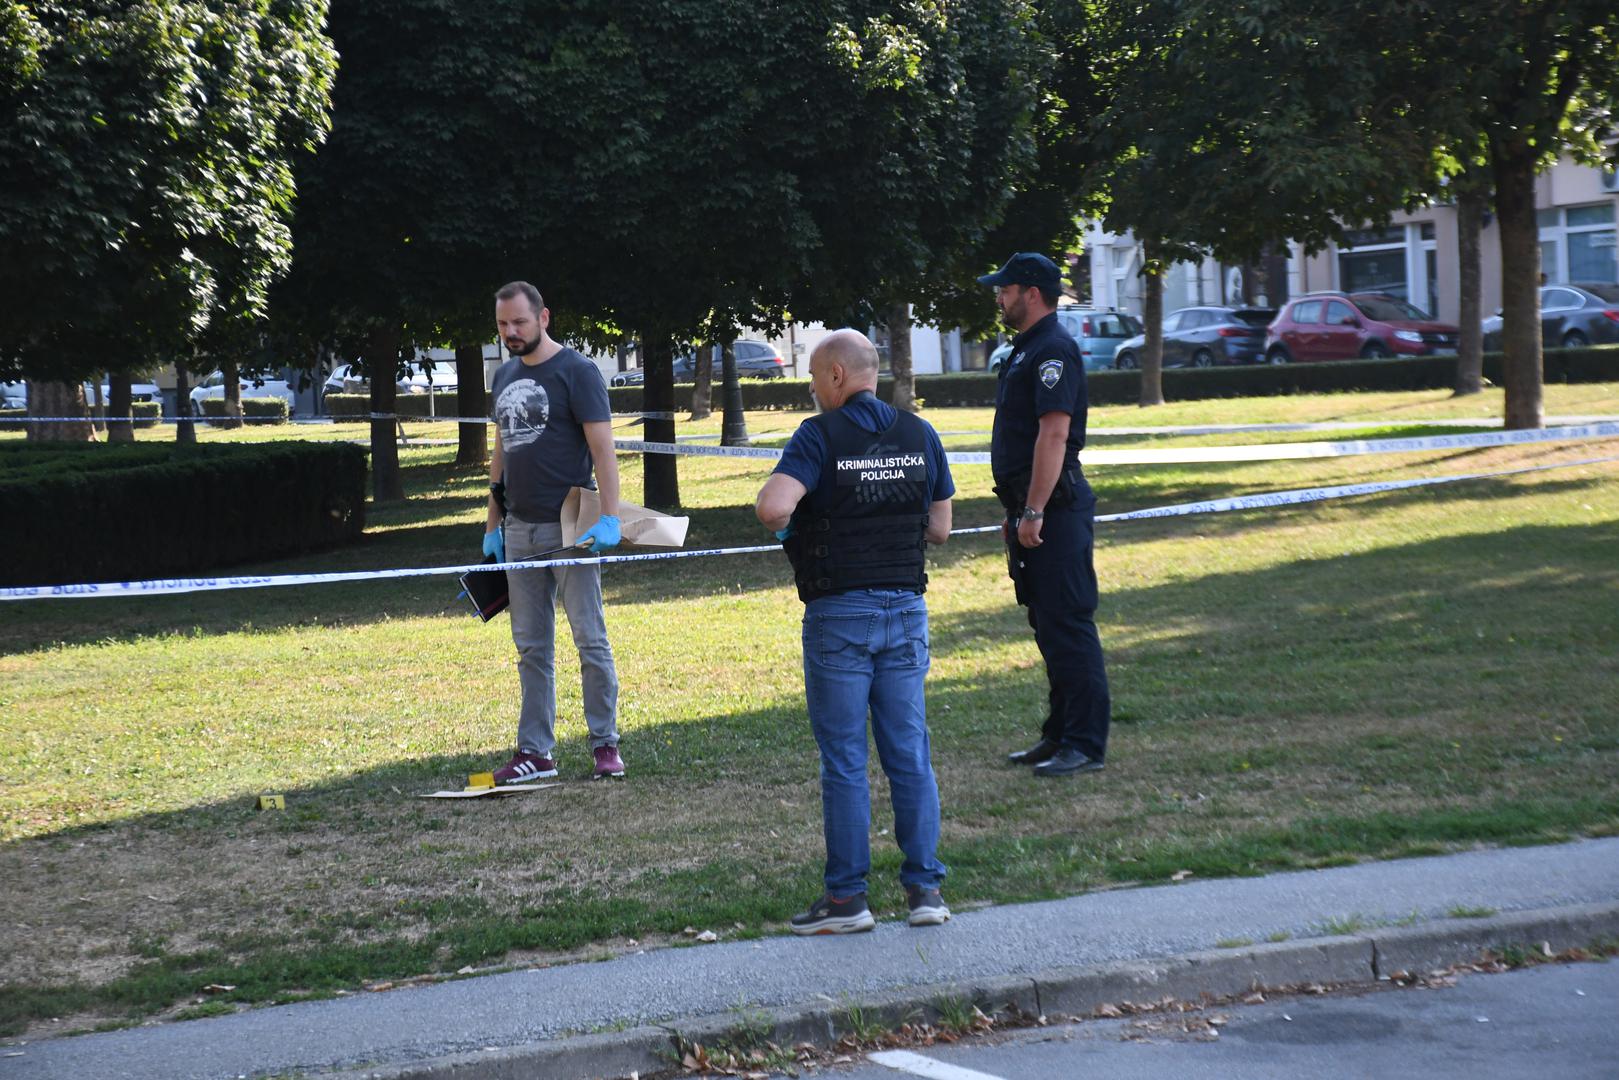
[{"xmin": 561, "ymin": 487, "xmax": 690, "ymax": 548}]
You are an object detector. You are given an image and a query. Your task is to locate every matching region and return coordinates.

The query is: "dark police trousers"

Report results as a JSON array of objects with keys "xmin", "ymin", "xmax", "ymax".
[{"xmin": 1008, "ymin": 493, "xmax": 1111, "ymax": 761}]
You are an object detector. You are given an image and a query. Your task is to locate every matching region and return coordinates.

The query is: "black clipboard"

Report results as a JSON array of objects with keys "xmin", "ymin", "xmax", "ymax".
[
  {"xmin": 458, "ymin": 562, "xmax": 509, "ymax": 622},
  {"xmin": 458, "ymin": 546, "xmax": 585, "ymax": 623}
]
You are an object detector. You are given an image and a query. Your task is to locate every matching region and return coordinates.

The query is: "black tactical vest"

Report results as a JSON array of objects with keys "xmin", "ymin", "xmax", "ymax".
[{"xmin": 783, "ymin": 394, "xmax": 932, "ymax": 603}]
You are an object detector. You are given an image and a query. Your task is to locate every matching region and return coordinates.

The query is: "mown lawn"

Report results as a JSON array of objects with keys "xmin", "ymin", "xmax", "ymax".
[{"xmin": 1, "ymin": 384, "xmax": 1616, "ymax": 1039}]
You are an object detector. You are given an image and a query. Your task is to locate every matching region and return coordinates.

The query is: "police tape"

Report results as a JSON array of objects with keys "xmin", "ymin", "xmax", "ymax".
[
  {"xmin": 6, "ymin": 454, "xmax": 1614, "ymax": 602},
  {"xmin": 617, "ymin": 420, "xmax": 1619, "ymax": 467},
  {"xmin": 1, "ymin": 410, "xmax": 677, "ymax": 424}
]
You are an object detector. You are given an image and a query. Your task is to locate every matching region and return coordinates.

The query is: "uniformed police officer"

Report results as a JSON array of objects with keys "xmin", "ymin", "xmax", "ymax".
[
  {"xmin": 980, "ymin": 252, "xmax": 1112, "ymax": 778},
  {"xmin": 756, "ymin": 329, "xmax": 955, "ymax": 935}
]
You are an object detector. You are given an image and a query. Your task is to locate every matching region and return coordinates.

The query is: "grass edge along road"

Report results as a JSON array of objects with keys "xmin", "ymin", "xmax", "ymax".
[{"xmin": 1, "ymin": 391, "xmax": 1617, "ymax": 1040}]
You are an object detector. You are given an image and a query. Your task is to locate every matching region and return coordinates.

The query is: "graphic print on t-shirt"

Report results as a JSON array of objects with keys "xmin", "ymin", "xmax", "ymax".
[{"xmin": 495, "ymin": 380, "xmax": 550, "ymax": 449}]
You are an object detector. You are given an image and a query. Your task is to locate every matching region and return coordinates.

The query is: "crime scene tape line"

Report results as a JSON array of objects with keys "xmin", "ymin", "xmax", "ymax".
[
  {"xmin": 6, "ymin": 454, "xmax": 1612, "ymax": 602},
  {"xmin": 1, "ymin": 410, "xmax": 677, "ymax": 424},
  {"xmin": 618, "ymin": 421, "xmax": 1619, "ymax": 466}
]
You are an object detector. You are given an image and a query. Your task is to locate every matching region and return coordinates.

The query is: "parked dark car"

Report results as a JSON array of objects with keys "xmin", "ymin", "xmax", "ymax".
[
  {"xmin": 1265, "ymin": 292, "xmax": 1459, "ymax": 363},
  {"xmin": 1480, "ymin": 283, "xmax": 1619, "ymax": 351},
  {"xmin": 672, "ymin": 340, "xmax": 786, "ymax": 381},
  {"xmin": 608, "ymin": 368, "xmax": 644, "ymax": 387},
  {"xmin": 1113, "ymin": 306, "xmax": 1276, "ymax": 369}
]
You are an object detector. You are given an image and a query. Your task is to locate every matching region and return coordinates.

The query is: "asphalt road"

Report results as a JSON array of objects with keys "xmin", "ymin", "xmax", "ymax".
[{"xmin": 824, "ymin": 959, "xmax": 1619, "ymax": 1080}]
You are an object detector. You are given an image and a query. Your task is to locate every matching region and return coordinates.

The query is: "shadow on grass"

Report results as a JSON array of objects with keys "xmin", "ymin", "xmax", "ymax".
[{"xmin": 4, "ymin": 516, "xmax": 1618, "ymax": 1032}]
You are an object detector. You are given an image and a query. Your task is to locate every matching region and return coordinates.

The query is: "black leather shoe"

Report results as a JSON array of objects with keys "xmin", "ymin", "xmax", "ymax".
[
  {"xmin": 1033, "ymin": 747, "xmax": 1104, "ymax": 777},
  {"xmin": 1007, "ymin": 739, "xmax": 1060, "ymax": 766}
]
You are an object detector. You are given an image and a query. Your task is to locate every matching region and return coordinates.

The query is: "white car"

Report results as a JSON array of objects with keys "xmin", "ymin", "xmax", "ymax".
[
  {"xmin": 190, "ymin": 371, "xmax": 297, "ymax": 416},
  {"xmin": 325, "ymin": 361, "xmax": 458, "ymax": 396},
  {"xmin": 1, "ymin": 381, "xmax": 163, "ymax": 412}
]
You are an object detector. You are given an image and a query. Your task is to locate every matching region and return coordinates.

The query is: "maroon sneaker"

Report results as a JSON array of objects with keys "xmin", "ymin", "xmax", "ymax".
[
  {"xmin": 493, "ymin": 750, "xmax": 557, "ymax": 785},
  {"xmin": 592, "ymin": 744, "xmax": 625, "ymax": 781}
]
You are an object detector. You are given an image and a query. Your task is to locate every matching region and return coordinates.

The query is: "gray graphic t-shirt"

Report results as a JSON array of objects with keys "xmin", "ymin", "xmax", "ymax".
[{"xmin": 490, "ymin": 347, "xmax": 611, "ymax": 522}]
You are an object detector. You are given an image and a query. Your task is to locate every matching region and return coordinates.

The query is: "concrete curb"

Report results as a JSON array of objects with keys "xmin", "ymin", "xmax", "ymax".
[{"xmin": 343, "ymin": 900, "xmax": 1619, "ymax": 1080}]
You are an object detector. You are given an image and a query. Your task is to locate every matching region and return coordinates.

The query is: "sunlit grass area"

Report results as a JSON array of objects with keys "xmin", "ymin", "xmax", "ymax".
[{"xmin": 1, "ymin": 388, "xmax": 1616, "ymax": 1038}]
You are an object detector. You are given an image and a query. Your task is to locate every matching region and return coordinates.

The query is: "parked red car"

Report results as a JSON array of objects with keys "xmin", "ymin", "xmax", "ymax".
[{"xmin": 1264, "ymin": 292, "xmax": 1460, "ymax": 363}]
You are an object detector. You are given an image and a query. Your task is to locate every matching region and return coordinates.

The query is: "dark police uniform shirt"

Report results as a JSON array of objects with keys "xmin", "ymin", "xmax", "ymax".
[
  {"xmin": 775, "ymin": 393, "xmax": 955, "ymax": 505},
  {"xmin": 990, "ymin": 311, "xmax": 1088, "ymax": 482}
]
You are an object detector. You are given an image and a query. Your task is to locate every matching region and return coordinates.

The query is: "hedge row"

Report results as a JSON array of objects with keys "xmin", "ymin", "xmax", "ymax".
[
  {"xmin": 198, "ymin": 397, "xmax": 289, "ymax": 423},
  {"xmin": 324, "ymin": 392, "xmax": 457, "ymax": 419},
  {"xmin": 0, "ymin": 441, "xmax": 367, "ymax": 588},
  {"xmin": 605, "ymin": 344, "xmax": 1619, "ymax": 413}
]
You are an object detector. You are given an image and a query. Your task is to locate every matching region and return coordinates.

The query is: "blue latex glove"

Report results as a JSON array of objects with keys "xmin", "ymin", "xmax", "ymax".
[
  {"xmin": 578, "ymin": 514, "xmax": 621, "ymax": 551},
  {"xmin": 482, "ymin": 525, "xmax": 504, "ymax": 562},
  {"xmin": 774, "ymin": 524, "xmax": 793, "ymax": 541}
]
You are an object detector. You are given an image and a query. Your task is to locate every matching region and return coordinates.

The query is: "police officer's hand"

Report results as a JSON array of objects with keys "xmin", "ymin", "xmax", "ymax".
[{"xmin": 1017, "ymin": 515, "xmax": 1044, "ymax": 548}]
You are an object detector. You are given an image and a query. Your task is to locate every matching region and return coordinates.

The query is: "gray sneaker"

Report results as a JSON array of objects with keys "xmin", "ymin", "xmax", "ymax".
[
  {"xmin": 905, "ymin": 885, "xmax": 951, "ymax": 927},
  {"xmin": 790, "ymin": 893, "xmax": 875, "ymax": 936}
]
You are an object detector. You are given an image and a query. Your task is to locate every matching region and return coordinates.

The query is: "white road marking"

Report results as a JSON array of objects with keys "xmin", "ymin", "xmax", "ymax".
[{"xmin": 867, "ymin": 1048, "xmax": 1007, "ymax": 1080}]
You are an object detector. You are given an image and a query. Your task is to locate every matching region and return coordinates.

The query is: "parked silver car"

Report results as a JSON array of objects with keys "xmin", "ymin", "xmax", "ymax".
[{"xmin": 1481, "ymin": 283, "xmax": 1619, "ymax": 350}]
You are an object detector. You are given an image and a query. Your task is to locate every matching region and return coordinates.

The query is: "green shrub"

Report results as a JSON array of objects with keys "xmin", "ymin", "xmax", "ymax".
[
  {"xmin": 0, "ymin": 441, "xmax": 367, "ymax": 589},
  {"xmin": 199, "ymin": 397, "xmax": 289, "ymax": 424}
]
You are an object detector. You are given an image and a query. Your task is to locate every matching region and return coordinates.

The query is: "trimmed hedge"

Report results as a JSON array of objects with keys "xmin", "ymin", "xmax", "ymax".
[
  {"xmin": 0, "ymin": 441, "xmax": 367, "ymax": 588},
  {"xmin": 199, "ymin": 397, "xmax": 289, "ymax": 424},
  {"xmin": 324, "ymin": 392, "xmax": 458, "ymax": 419},
  {"xmin": 605, "ymin": 344, "xmax": 1619, "ymax": 413}
]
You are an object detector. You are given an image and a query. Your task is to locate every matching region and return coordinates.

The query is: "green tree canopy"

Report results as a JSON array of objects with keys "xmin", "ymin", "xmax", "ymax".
[{"xmin": 0, "ymin": 0, "xmax": 335, "ymax": 384}]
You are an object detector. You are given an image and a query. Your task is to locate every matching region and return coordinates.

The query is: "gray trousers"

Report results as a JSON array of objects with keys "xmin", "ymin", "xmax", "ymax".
[{"xmin": 505, "ymin": 518, "xmax": 619, "ymax": 756}]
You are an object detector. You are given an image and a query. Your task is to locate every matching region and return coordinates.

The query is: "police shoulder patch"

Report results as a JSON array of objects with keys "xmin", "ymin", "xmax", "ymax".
[{"xmin": 1038, "ymin": 358, "xmax": 1064, "ymax": 389}]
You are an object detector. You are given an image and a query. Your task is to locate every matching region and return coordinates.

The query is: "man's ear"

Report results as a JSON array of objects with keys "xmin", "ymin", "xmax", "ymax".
[{"xmin": 539, "ymin": 307, "xmax": 551, "ymax": 331}]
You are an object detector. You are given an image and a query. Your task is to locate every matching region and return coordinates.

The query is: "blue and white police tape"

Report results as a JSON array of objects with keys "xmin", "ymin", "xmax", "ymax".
[
  {"xmin": 7, "ymin": 454, "xmax": 1614, "ymax": 602},
  {"xmin": 615, "ymin": 420, "xmax": 1619, "ymax": 467},
  {"xmin": 948, "ymin": 455, "xmax": 1619, "ymax": 534},
  {"xmin": 1, "ymin": 409, "xmax": 678, "ymax": 424}
]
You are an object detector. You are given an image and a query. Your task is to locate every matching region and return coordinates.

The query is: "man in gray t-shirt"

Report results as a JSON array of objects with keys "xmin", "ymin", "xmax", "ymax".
[{"xmin": 484, "ymin": 281, "xmax": 627, "ymax": 783}]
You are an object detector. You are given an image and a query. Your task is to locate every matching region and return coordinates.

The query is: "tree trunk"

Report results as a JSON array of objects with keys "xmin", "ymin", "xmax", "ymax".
[
  {"xmin": 368, "ymin": 324, "xmax": 404, "ymax": 501},
  {"xmin": 219, "ymin": 355, "xmax": 244, "ymax": 429},
  {"xmin": 27, "ymin": 380, "xmax": 95, "ymax": 442},
  {"xmin": 174, "ymin": 362, "xmax": 196, "ymax": 445},
  {"xmin": 1139, "ymin": 243, "xmax": 1166, "ymax": 408},
  {"xmin": 719, "ymin": 339, "xmax": 749, "ymax": 446},
  {"xmin": 887, "ymin": 302, "xmax": 917, "ymax": 412},
  {"xmin": 642, "ymin": 333, "xmax": 680, "ymax": 510},
  {"xmin": 1454, "ymin": 184, "xmax": 1487, "ymax": 397},
  {"xmin": 1490, "ymin": 140, "xmax": 1543, "ymax": 430},
  {"xmin": 454, "ymin": 342, "xmax": 488, "ymax": 466},
  {"xmin": 106, "ymin": 370, "xmax": 134, "ymax": 443},
  {"xmin": 690, "ymin": 341, "xmax": 714, "ymax": 420}
]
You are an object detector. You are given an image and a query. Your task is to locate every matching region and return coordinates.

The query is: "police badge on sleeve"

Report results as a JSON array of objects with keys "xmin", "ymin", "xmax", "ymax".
[{"xmin": 1038, "ymin": 358, "xmax": 1064, "ymax": 388}]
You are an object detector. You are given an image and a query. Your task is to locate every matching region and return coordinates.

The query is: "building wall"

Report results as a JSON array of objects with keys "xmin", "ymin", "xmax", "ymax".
[{"xmin": 1290, "ymin": 158, "xmax": 1619, "ymax": 324}]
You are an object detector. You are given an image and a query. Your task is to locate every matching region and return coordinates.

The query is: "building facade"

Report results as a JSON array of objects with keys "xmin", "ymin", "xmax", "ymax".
[{"xmin": 1084, "ymin": 157, "xmax": 1619, "ymax": 325}]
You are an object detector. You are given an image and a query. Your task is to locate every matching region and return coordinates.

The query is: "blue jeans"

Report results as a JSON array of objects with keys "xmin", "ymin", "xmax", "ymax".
[{"xmin": 801, "ymin": 589, "xmax": 946, "ymax": 896}]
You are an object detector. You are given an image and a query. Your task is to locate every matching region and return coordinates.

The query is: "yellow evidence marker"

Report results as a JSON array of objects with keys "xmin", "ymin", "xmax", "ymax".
[{"xmin": 257, "ymin": 794, "xmax": 285, "ymax": 811}]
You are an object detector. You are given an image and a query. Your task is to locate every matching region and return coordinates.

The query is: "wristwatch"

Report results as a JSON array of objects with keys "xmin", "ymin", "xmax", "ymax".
[{"xmin": 1019, "ymin": 506, "xmax": 1044, "ymax": 523}]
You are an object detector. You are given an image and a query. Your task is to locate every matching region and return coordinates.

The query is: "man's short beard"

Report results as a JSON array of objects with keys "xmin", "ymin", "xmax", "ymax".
[{"xmin": 507, "ymin": 333, "xmax": 541, "ymax": 357}]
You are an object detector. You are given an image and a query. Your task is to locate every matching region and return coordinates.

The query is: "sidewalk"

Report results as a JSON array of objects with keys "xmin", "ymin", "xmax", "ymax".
[{"xmin": 6, "ymin": 838, "xmax": 1617, "ymax": 1080}]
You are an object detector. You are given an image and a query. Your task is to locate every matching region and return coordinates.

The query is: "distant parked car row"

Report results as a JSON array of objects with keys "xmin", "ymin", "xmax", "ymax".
[
  {"xmin": 608, "ymin": 340, "xmax": 787, "ymax": 387},
  {"xmin": 1108, "ymin": 292, "xmax": 1460, "ymax": 369}
]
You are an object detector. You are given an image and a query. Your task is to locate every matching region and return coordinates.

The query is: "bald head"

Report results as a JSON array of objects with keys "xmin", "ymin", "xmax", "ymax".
[{"xmin": 809, "ymin": 329, "xmax": 880, "ymax": 410}]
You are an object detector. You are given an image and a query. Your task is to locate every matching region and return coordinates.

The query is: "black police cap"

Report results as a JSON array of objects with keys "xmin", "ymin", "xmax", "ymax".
[{"xmin": 977, "ymin": 252, "xmax": 1061, "ymax": 290}]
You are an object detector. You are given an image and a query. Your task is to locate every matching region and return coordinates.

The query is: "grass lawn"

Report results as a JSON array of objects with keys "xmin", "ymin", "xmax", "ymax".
[{"xmin": 2, "ymin": 384, "xmax": 1617, "ymax": 1039}]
